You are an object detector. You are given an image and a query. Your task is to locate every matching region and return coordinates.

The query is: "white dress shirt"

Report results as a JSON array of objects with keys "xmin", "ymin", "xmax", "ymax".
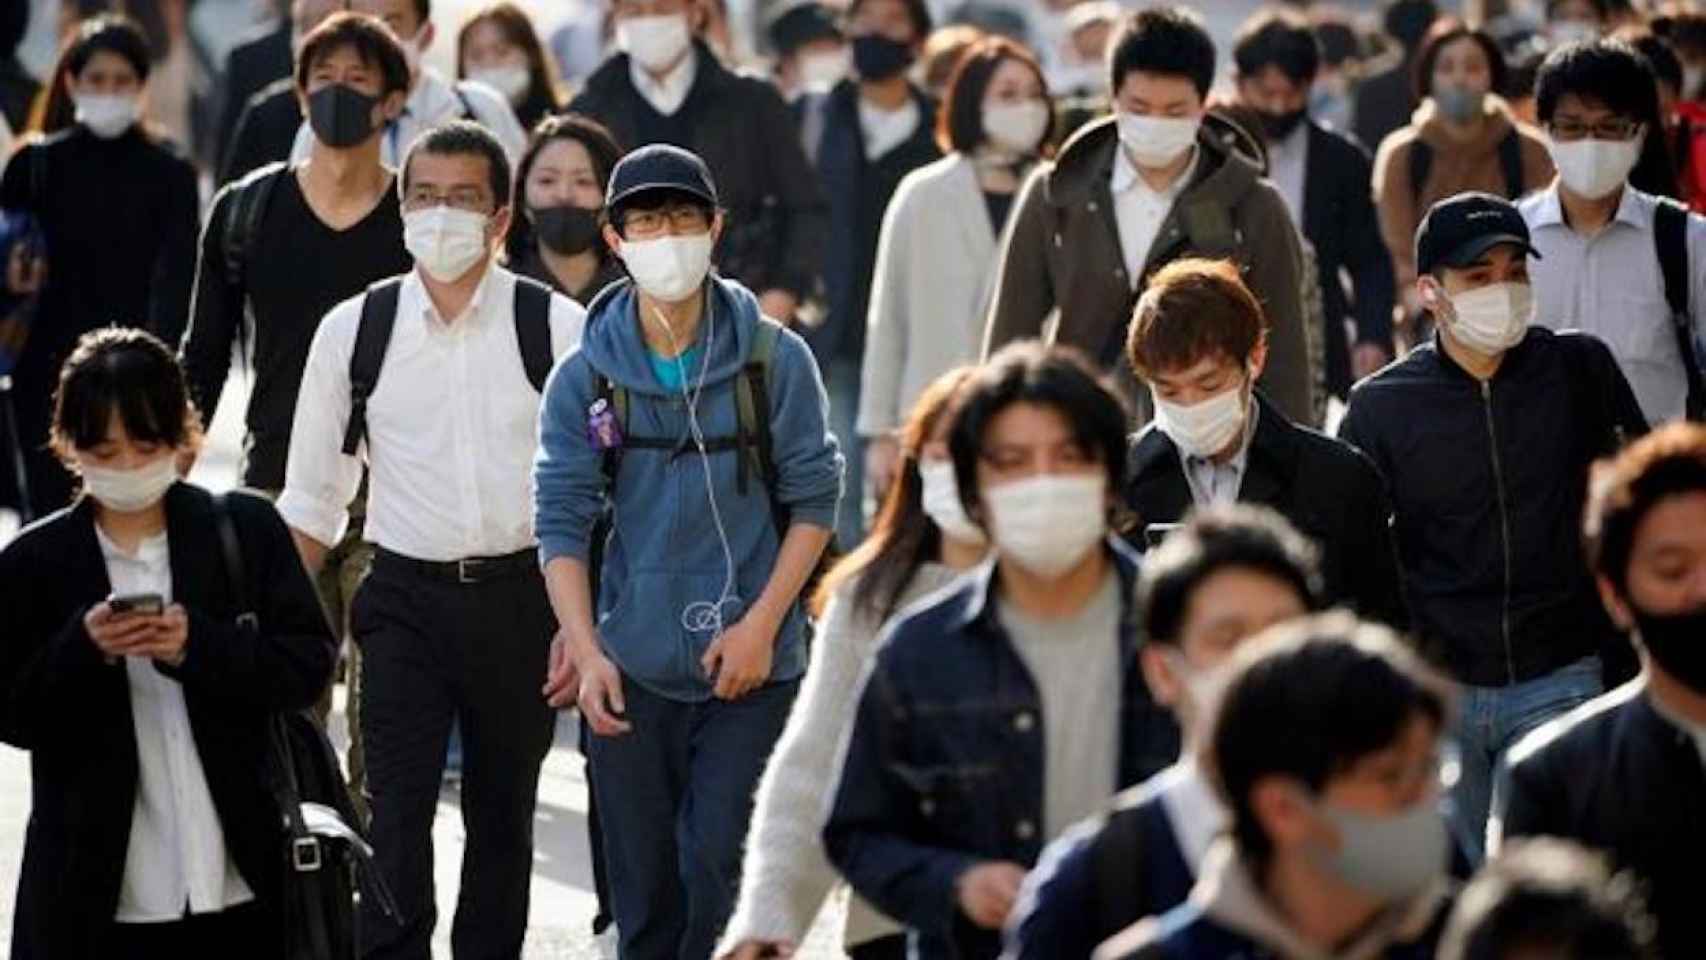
[
  {"xmin": 278, "ymin": 266, "xmax": 585, "ymax": 561},
  {"xmin": 289, "ymin": 68, "xmax": 528, "ymax": 169},
  {"xmin": 100, "ymin": 526, "xmax": 256, "ymax": 923},
  {"xmin": 1111, "ymin": 145, "xmax": 1198, "ymax": 290},
  {"xmin": 1520, "ymin": 183, "xmax": 1706, "ymax": 424},
  {"xmin": 1266, "ymin": 123, "xmax": 1310, "ymax": 230},
  {"xmin": 858, "ymin": 96, "xmax": 921, "ymax": 161},
  {"xmin": 630, "ymin": 47, "xmax": 699, "ymax": 117}
]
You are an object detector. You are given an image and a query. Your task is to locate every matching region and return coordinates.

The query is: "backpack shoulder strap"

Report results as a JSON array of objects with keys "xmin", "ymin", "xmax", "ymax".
[
  {"xmin": 1653, "ymin": 198, "xmax": 1702, "ymax": 419},
  {"xmin": 589, "ymin": 364, "xmax": 624, "ymax": 489},
  {"xmin": 1498, "ymin": 128, "xmax": 1524, "ymax": 199},
  {"xmin": 221, "ymin": 160, "xmax": 288, "ymax": 288},
  {"xmin": 341, "ymin": 278, "xmax": 404, "ymax": 456},
  {"xmin": 735, "ymin": 318, "xmax": 785, "ymax": 531},
  {"xmin": 1408, "ymin": 139, "xmax": 1434, "ymax": 207},
  {"xmin": 512, "ymin": 276, "xmax": 554, "ymax": 393}
]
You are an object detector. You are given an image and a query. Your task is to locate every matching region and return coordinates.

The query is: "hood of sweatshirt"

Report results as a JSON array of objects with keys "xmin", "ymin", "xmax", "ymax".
[{"xmin": 580, "ymin": 272, "xmax": 765, "ymax": 398}]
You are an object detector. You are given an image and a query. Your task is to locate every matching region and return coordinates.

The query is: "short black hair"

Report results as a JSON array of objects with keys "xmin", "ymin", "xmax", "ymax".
[
  {"xmin": 1536, "ymin": 37, "xmax": 1659, "ymax": 125},
  {"xmin": 1209, "ymin": 614, "xmax": 1451, "ymax": 866},
  {"xmin": 1627, "ymin": 31, "xmax": 1684, "ymax": 97},
  {"xmin": 1139, "ymin": 505, "xmax": 1323, "ymax": 646},
  {"xmin": 1437, "ymin": 838, "xmax": 1656, "ymax": 960},
  {"xmin": 608, "ymin": 189, "xmax": 717, "ymax": 240},
  {"xmin": 1412, "ymin": 21, "xmax": 1508, "ymax": 100},
  {"xmin": 1584, "ymin": 423, "xmax": 1706, "ymax": 594},
  {"xmin": 847, "ymin": 0, "xmax": 933, "ymax": 41},
  {"xmin": 66, "ymin": 14, "xmax": 152, "ymax": 83},
  {"xmin": 1384, "ymin": 0, "xmax": 1440, "ymax": 53},
  {"xmin": 1234, "ymin": 9, "xmax": 1322, "ymax": 86},
  {"xmin": 51, "ymin": 327, "xmax": 202, "ymax": 460},
  {"xmin": 401, "ymin": 120, "xmax": 513, "ymax": 210},
  {"xmin": 937, "ymin": 35, "xmax": 1053, "ymax": 153},
  {"xmin": 947, "ymin": 341, "xmax": 1130, "ymax": 523},
  {"xmin": 1109, "ymin": 7, "xmax": 1216, "ymax": 99},
  {"xmin": 1313, "ymin": 16, "xmax": 1361, "ymax": 69},
  {"xmin": 295, "ymin": 11, "xmax": 412, "ymax": 97}
]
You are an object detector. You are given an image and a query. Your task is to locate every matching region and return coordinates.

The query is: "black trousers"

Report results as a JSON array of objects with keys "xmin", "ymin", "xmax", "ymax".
[
  {"xmin": 351, "ymin": 556, "xmax": 557, "ymax": 960},
  {"xmin": 100, "ymin": 902, "xmax": 273, "ymax": 959}
]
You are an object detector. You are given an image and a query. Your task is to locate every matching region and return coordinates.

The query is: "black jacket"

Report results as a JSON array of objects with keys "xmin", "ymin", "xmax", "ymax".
[
  {"xmin": 1123, "ymin": 392, "xmax": 1406, "ymax": 629},
  {"xmin": 1301, "ymin": 122, "xmax": 1396, "ymax": 396},
  {"xmin": 807, "ymin": 79, "xmax": 939, "ymax": 364},
  {"xmin": 214, "ymin": 23, "xmax": 293, "ymax": 182},
  {"xmin": 1352, "ymin": 61, "xmax": 1417, "ymax": 161},
  {"xmin": 568, "ymin": 44, "xmax": 829, "ymax": 300},
  {"xmin": 0, "ymin": 485, "xmax": 336, "ymax": 958},
  {"xmin": 1338, "ymin": 328, "xmax": 1647, "ymax": 686},
  {"xmin": 1497, "ymin": 682, "xmax": 1706, "ymax": 959}
]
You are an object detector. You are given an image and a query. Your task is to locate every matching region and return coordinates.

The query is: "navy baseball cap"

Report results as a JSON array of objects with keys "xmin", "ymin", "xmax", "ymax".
[
  {"xmin": 1414, "ymin": 192, "xmax": 1542, "ymax": 276},
  {"xmin": 605, "ymin": 144, "xmax": 719, "ymax": 217}
]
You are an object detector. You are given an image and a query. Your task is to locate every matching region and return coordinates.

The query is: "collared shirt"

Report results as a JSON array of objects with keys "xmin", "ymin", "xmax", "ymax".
[
  {"xmin": 1520, "ymin": 183, "xmax": 1706, "ymax": 423},
  {"xmin": 1266, "ymin": 123, "xmax": 1310, "ymax": 229},
  {"xmin": 1181, "ymin": 403, "xmax": 1260, "ymax": 507},
  {"xmin": 278, "ymin": 266, "xmax": 585, "ymax": 561},
  {"xmin": 99, "ymin": 526, "xmax": 256, "ymax": 922},
  {"xmin": 858, "ymin": 96, "xmax": 922, "ymax": 161},
  {"xmin": 288, "ymin": 68, "xmax": 528, "ymax": 169},
  {"xmin": 1111, "ymin": 145, "xmax": 1198, "ymax": 290},
  {"xmin": 630, "ymin": 47, "xmax": 698, "ymax": 117}
]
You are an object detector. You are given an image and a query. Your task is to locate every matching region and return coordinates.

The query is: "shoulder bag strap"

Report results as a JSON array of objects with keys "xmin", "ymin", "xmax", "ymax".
[{"xmin": 1653, "ymin": 199, "xmax": 1702, "ymax": 419}]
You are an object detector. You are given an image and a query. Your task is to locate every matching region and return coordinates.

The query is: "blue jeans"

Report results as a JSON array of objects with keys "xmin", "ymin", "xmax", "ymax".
[
  {"xmin": 825, "ymin": 356, "xmax": 865, "ymax": 546},
  {"xmin": 1451, "ymin": 657, "xmax": 1602, "ymax": 864},
  {"xmin": 588, "ymin": 677, "xmax": 800, "ymax": 960}
]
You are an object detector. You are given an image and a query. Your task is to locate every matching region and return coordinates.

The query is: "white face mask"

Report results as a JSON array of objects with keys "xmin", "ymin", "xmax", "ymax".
[
  {"xmin": 1117, "ymin": 111, "xmax": 1201, "ymax": 168},
  {"xmin": 1151, "ymin": 382, "xmax": 1248, "ymax": 459},
  {"xmin": 619, "ymin": 14, "xmax": 693, "ymax": 73},
  {"xmin": 920, "ymin": 459, "xmax": 987, "ymax": 547},
  {"xmin": 82, "ymin": 456, "xmax": 178, "ymax": 512},
  {"xmin": 404, "ymin": 206, "xmax": 492, "ymax": 283},
  {"xmin": 984, "ymin": 473, "xmax": 1107, "ymax": 579},
  {"xmin": 798, "ymin": 48, "xmax": 851, "ymax": 90},
  {"xmin": 983, "ymin": 99, "xmax": 1050, "ymax": 155},
  {"xmin": 620, "ymin": 232, "xmax": 715, "ymax": 302},
  {"xmin": 1549, "ymin": 135, "xmax": 1642, "ymax": 200},
  {"xmin": 1438, "ymin": 281, "xmax": 1534, "ymax": 355},
  {"xmin": 74, "ymin": 93, "xmax": 139, "ymax": 139},
  {"xmin": 1549, "ymin": 20, "xmax": 1601, "ymax": 46},
  {"xmin": 470, "ymin": 64, "xmax": 531, "ymax": 104},
  {"xmin": 1164, "ymin": 649, "xmax": 1237, "ymax": 726}
]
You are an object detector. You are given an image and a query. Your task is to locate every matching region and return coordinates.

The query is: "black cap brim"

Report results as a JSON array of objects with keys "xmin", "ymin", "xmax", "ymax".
[
  {"xmin": 607, "ymin": 181, "xmax": 719, "ymax": 214},
  {"xmin": 1437, "ymin": 234, "xmax": 1543, "ymax": 270}
]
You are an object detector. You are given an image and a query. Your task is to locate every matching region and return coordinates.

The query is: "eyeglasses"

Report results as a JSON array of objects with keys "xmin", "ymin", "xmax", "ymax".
[
  {"xmin": 404, "ymin": 186, "xmax": 494, "ymax": 214},
  {"xmin": 621, "ymin": 203, "xmax": 711, "ymax": 237},
  {"xmin": 1548, "ymin": 118, "xmax": 1642, "ymax": 142}
]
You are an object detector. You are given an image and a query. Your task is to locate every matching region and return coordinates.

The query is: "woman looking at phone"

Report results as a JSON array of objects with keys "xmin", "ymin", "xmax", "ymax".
[{"xmin": 0, "ymin": 327, "xmax": 335, "ymax": 956}]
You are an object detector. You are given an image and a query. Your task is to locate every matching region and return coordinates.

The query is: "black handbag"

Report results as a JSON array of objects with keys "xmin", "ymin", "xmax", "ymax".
[{"xmin": 211, "ymin": 493, "xmax": 400, "ymax": 959}]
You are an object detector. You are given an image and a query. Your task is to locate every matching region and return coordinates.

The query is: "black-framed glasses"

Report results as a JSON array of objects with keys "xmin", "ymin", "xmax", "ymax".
[
  {"xmin": 1548, "ymin": 118, "xmax": 1643, "ymax": 142},
  {"xmin": 621, "ymin": 203, "xmax": 711, "ymax": 237},
  {"xmin": 403, "ymin": 185, "xmax": 494, "ymax": 214}
]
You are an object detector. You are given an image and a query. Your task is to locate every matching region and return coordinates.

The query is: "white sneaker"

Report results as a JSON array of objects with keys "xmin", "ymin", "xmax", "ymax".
[{"xmin": 595, "ymin": 925, "xmax": 619, "ymax": 960}]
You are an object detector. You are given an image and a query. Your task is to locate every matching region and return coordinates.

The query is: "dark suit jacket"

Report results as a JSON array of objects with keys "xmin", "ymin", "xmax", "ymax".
[
  {"xmin": 220, "ymin": 78, "xmax": 302, "ymax": 186},
  {"xmin": 1352, "ymin": 61, "xmax": 1417, "ymax": 160},
  {"xmin": 1303, "ymin": 122, "xmax": 1396, "ymax": 396},
  {"xmin": 0, "ymin": 484, "xmax": 335, "ymax": 958},
  {"xmin": 1121, "ymin": 393, "xmax": 1407, "ymax": 629},
  {"xmin": 215, "ymin": 24, "xmax": 293, "ymax": 181}
]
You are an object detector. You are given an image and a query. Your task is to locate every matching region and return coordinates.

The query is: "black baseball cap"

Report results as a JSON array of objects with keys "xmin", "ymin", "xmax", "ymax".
[
  {"xmin": 605, "ymin": 144, "xmax": 720, "ymax": 218},
  {"xmin": 769, "ymin": 2, "xmax": 841, "ymax": 58},
  {"xmin": 1414, "ymin": 192, "xmax": 1542, "ymax": 276}
]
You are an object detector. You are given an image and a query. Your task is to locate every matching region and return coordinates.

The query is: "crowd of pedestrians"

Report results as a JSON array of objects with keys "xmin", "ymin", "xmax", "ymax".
[{"xmin": 1, "ymin": 0, "xmax": 1706, "ymax": 959}]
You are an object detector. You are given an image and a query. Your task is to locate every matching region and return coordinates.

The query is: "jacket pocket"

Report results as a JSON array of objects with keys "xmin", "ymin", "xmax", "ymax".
[{"xmin": 598, "ymin": 569, "xmax": 750, "ymax": 688}]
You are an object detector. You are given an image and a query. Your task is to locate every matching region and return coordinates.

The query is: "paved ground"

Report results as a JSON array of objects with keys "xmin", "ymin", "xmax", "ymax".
[{"xmin": 0, "ymin": 370, "xmax": 847, "ymax": 958}]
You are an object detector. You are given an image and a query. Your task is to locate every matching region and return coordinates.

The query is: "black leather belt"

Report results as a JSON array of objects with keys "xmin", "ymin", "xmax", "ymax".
[{"xmin": 373, "ymin": 547, "xmax": 537, "ymax": 585}]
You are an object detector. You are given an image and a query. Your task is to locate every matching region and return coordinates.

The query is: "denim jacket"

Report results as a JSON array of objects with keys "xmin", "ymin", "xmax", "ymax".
[{"xmin": 823, "ymin": 539, "xmax": 1181, "ymax": 960}]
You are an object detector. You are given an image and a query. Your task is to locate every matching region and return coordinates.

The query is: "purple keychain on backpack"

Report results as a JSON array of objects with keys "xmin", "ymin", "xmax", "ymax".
[{"xmin": 587, "ymin": 398, "xmax": 622, "ymax": 451}]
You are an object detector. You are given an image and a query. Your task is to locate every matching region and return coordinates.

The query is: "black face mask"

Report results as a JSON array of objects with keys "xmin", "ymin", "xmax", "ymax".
[
  {"xmin": 1259, "ymin": 107, "xmax": 1308, "ymax": 141},
  {"xmin": 308, "ymin": 84, "xmax": 381, "ymax": 149},
  {"xmin": 531, "ymin": 204, "xmax": 601, "ymax": 256},
  {"xmin": 852, "ymin": 35, "xmax": 915, "ymax": 81},
  {"xmin": 1634, "ymin": 605, "xmax": 1706, "ymax": 693}
]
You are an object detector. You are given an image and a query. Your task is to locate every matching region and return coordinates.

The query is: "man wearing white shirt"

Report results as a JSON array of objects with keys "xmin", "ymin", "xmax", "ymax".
[
  {"xmin": 1519, "ymin": 39, "xmax": 1706, "ymax": 425},
  {"xmin": 279, "ymin": 121, "xmax": 585, "ymax": 960},
  {"xmin": 287, "ymin": 0, "xmax": 527, "ymax": 168}
]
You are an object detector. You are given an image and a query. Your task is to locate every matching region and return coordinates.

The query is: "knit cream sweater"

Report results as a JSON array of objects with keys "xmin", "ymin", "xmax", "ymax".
[{"xmin": 716, "ymin": 564, "xmax": 966, "ymax": 954}]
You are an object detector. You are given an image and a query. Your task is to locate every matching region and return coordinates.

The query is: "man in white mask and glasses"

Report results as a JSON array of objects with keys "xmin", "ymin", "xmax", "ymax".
[
  {"xmin": 280, "ymin": 121, "xmax": 586, "ymax": 960},
  {"xmin": 824, "ymin": 342, "xmax": 1179, "ymax": 960},
  {"xmin": 1121, "ymin": 257, "xmax": 1405, "ymax": 630},
  {"xmin": 1519, "ymin": 38, "xmax": 1706, "ymax": 425},
  {"xmin": 533, "ymin": 143, "xmax": 842, "ymax": 960},
  {"xmin": 1338, "ymin": 191, "xmax": 1647, "ymax": 865}
]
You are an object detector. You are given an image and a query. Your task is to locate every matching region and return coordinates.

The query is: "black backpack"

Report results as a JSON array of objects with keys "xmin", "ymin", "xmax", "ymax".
[
  {"xmin": 1653, "ymin": 198, "xmax": 1701, "ymax": 419},
  {"xmin": 339, "ymin": 275, "xmax": 555, "ymax": 455},
  {"xmin": 1409, "ymin": 128, "xmax": 1526, "ymax": 204},
  {"xmin": 220, "ymin": 160, "xmax": 289, "ymax": 288}
]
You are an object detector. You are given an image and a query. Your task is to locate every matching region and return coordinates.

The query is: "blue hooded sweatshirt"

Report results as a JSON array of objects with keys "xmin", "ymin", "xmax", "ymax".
[{"xmin": 534, "ymin": 275, "xmax": 843, "ymax": 701}]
